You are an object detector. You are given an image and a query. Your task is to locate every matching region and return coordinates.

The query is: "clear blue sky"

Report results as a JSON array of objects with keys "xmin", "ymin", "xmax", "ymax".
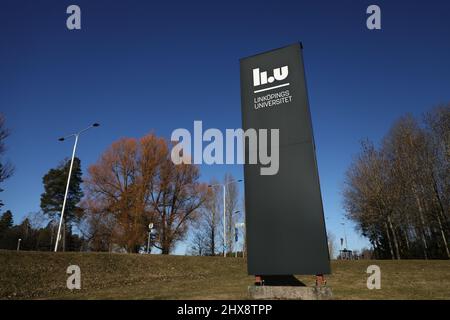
[{"xmin": 1, "ymin": 0, "xmax": 450, "ymax": 254}]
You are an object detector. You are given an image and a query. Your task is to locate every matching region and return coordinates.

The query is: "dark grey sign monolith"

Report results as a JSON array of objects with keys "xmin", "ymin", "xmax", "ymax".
[{"xmin": 240, "ymin": 43, "xmax": 330, "ymax": 275}]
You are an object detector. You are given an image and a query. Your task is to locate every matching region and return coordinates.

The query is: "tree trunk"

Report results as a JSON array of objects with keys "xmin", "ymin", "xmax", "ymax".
[
  {"xmin": 413, "ymin": 187, "xmax": 429, "ymax": 259},
  {"xmin": 384, "ymin": 222, "xmax": 395, "ymax": 259},
  {"xmin": 227, "ymin": 211, "xmax": 233, "ymax": 254},
  {"xmin": 161, "ymin": 246, "xmax": 170, "ymax": 254},
  {"xmin": 50, "ymin": 224, "xmax": 54, "ymax": 249},
  {"xmin": 63, "ymin": 222, "xmax": 66, "ymax": 252},
  {"xmin": 160, "ymin": 211, "xmax": 170, "ymax": 254},
  {"xmin": 403, "ymin": 228, "xmax": 410, "ymax": 252},
  {"xmin": 436, "ymin": 211, "xmax": 450, "ymax": 259},
  {"xmin": 388, "ymin": 215, "xmax": 401, "ymax": 259},
  {"xmin": 210, "ymin": 227, "xmax": 215, "ymax": 256},
  {"xmin": 431, "ymin": 179, "xmax": 450, "ymax": 258}
]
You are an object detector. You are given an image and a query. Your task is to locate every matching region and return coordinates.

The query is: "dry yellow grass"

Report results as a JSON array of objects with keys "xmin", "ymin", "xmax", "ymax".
[{"xmin": 0, "ymin": 250, "xmax": 448, "ymax": 300}]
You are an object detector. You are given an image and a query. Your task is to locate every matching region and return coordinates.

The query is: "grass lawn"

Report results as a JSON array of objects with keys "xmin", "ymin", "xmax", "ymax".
[{"xmin": 0, "ymin": 250, "xmax": 449, "ymax": 299}]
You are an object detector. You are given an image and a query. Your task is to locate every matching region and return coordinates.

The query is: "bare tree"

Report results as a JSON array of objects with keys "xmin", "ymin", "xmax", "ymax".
[
  {"xmin": 0, "ymin": 114, "xmax": 14, "ymax": 209},
  {"xmin": 343, "ymin": 105, "xmax": 450, "ymax": 259},
  {"xmin": 188, "ymin": 178, "xmax": 223, "ymax": 256},
  {"xmin": 188, "ymin": 228, "xmax": 208, "ymax": 256},
  {"xmin": 149, "ymin": 161, "xmax": 208, "ymax": 254}
]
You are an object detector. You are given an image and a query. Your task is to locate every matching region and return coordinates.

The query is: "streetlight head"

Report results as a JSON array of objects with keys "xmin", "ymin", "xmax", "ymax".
[
  {"xmin": 237, "ymin": 179, "xmax": 243, "ymax": 182},
  {"xmin": 92, "ymin": 123, "xmax": 100, "ymax": 127},
  {"xmin": 58, "ymin": 137, "xmax": 65, "ymax": 142}
]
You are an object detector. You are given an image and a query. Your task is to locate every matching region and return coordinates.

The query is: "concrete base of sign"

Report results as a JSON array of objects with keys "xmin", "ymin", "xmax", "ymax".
[{"xmin": 248, "ymin": 285, "xmax": 333, "ymax": 300}]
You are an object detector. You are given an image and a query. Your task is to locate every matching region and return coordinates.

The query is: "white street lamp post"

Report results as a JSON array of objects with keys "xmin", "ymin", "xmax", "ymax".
[
  {"xmin": 17, "ymin": 238, "xmax": 21, "ymax": 251},
  {"xmin": 54, "ymin": 123, "xmax": 100, "ymax": 252},
  {"xmin": 208, "ymin": 179, "xmax": 242, "ymax": 257},
  {"xmin": 223, "ymin": 184, "xmax": 226, "ymax": 257},
  {"xmin": 235, "ymin": 222, "xmax": 245, "ymax": 258}
]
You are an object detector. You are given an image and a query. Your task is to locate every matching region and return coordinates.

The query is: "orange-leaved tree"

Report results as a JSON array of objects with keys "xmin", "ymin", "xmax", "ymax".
[{"xmin": 84, "ymin": 133, "xmax": 207, "ymax": 253}]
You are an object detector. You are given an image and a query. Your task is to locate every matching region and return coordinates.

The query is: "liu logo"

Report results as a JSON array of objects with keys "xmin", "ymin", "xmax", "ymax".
[{"xmin": 253, "ymin": 66, "xmax": 288, "ymax": 87}]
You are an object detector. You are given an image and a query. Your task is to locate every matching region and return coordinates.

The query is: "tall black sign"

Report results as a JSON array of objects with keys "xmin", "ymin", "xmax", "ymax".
[{"xmin": 240, "ymin": 43, "xmax": 330, "ymax": 275}]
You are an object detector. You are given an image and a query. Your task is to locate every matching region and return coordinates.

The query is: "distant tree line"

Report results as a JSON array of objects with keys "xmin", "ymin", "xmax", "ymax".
[
  {"xmin": 0, "ymin": 211, "xmax": 84, "ymax": 251},
  {"xmin": 0, "ymin": 155, "xmax": 85, "ymax": 252},
  {"xmin": 343, "ymin": 105, "xmax": 449, "ymax": 259}
]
